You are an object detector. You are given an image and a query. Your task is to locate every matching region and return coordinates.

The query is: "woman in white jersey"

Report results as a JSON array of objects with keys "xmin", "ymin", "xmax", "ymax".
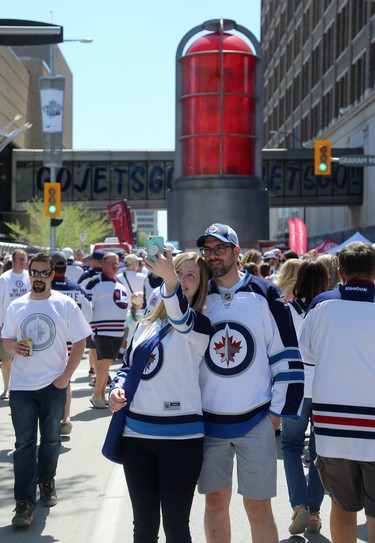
[{"xmin": 109, "ymin": 248, "xmax": 211, "ymax": 543}]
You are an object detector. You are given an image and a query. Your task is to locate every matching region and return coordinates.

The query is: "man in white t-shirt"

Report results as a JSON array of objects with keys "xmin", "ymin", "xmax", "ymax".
[
  {"xmin": 2, "ymin": 252, "xmax": 92, "ymax": 529},
  {"xmin": 0, "ymin": 249, "xmax": 31, "ymax": 400},
  {"xmin": 117, "ymin": 253, "xmax": 146, "ymax": 294}
]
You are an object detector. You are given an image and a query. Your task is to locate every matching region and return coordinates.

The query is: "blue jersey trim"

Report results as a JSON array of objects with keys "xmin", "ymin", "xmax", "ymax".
[
  {"xmin": 204, "ymin": 411, "xmax": 267, "ymax": 438},
  {"xmin": 126, "ymin": 416, "xmax": 204, "ymax": 437},
  {"xmin": 269, "ymin": 348, "xmax": 302, "ymax": 365}
]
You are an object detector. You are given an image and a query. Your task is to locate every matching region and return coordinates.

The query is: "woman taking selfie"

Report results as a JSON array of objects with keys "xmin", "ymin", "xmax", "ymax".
[{"xmin": 109, "ymin": 247, "xmax": 211, "ymax": 543}]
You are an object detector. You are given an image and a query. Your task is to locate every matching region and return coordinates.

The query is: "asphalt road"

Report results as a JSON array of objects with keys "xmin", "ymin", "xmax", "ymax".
[{"xmin": 0, "ymin": 356, "xmax": 369, "ymax": 542}]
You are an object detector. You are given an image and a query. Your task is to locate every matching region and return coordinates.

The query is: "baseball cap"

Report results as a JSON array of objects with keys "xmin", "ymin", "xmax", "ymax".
[
  {"xmin": 164, "ymin": 242, "xmax": 182, "ymax": 256},
  {"xmin": 196, "ymin": 223, "xmax": 239, "ymax": 247},
  {"xmin": 89, "ymin": 250, "xmax": 105, "ymax": 261},
  {"xmin": 262, "ymin": 251, "xmax": 275, "ymax": 260},
  {"xmin": 62, "ymin": 247, "xmax": 74, "ymax": 260},
  {"xmin": 52, "ymin": 251, "xmax": 67, "ymax": 267},
  {"xmin": 125, "ymin": 254, "xmax": 142, "ymax": 266}
]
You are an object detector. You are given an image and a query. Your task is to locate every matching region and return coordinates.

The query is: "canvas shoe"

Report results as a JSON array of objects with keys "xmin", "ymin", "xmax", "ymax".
[
  {"xmin": 308, "ymin": 512, "xmax": 322, "ymax": 533},
  {"xmin": 90, "ymin": 394, "xmax": 107, "ymax": 409},
  {"xmin": 289, "ymin": 505, "xmax": 310, "ymax": 534}
]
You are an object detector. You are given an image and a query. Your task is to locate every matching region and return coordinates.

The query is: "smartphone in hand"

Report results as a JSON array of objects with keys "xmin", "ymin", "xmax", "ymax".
[{"xmin": 146, "ymin": 236, "xmax": 164, "ymax": 260}]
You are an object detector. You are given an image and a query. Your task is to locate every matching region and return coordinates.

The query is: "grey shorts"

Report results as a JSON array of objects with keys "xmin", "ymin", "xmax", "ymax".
[
  {"xmin": 316, "ymin": 455, "xmax": 375, "ymax": 517},
  {"xmin": 198, "ymin": 416, "xmax": 277, "ymax": 500}
]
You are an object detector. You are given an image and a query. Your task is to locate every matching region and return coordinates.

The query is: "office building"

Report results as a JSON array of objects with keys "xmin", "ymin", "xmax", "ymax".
[{"xmin": 261, "ymin": 0, "xmax": 375, "ymax": 245}]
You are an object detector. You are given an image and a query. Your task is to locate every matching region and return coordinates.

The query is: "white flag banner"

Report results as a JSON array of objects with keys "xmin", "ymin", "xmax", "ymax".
[{"xmin": 40, "ymin": 88, "xmax": 64, "ymax": 133}]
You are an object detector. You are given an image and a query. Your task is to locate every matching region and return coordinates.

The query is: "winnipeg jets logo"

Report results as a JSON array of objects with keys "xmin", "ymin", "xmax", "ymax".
[
  {"xmin": 206, "ymin": 321, "xmax": 254, "ymax": 376},
  {"xmin": 141, "ymin": 344, "xmax": 164, "ymax": 380},
  {"xmin": 214, "ymin": 325, "xmax": 242, "ymax": 366}
]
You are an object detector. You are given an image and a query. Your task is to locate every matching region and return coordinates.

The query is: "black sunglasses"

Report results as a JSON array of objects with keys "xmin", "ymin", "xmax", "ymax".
[{"xmin": 29, "ymin": 269, "xmax": 52, "ymax": 278}]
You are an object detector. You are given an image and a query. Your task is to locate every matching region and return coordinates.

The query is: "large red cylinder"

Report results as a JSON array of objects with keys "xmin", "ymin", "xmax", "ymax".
[{"xmin": 181, "ymin": 32, "xmax": 256, "ymax": 176}]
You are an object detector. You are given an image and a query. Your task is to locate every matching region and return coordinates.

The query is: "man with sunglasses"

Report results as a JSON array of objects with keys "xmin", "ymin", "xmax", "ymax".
[
  {"xmin": 196, "ymin": 223, "xmax": 304, "ymax": 543},
  {"xmin": 2, "ymin": 253, "xmax": 92, "ymax": 528}
]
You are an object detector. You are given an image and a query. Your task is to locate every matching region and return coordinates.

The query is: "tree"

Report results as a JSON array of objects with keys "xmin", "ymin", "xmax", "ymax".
[{"xmin": 4, "ymin": 199, "xmax": 112, "ymax": 252}]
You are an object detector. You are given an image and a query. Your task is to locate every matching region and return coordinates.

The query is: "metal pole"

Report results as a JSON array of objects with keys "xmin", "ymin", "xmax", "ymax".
[
  {"xmin": 49, "ymin": 45, "xmax": 55, "ymax": 252},
  {"xmin": 50, "ymin": 164, "xmax": 56, "ymax": 251}
]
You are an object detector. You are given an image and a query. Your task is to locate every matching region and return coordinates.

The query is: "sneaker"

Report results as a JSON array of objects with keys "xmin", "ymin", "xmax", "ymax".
[
  {"xmin": 39, "ymin": 480, "xmax": 58, "ymax": 507},
  {"xmin": 90, "ymin": 395, "xmax": 107, "ymax": 409},
  {"xmin": 308, "ymin": 512, "xmax": 322, "ymax": 533},
  {"xmin": 89, "ymin": 377, "xmax": 96, "ymax": 387},
  {"xmin": 12, "ymin": 501, "xmax": 34, "ymax": 527},
  {"xmin": 1, "ymin": 390, "xmax": 9, "ymax": 400},
  {"xmin": 60, "ymin": 421, "xmax": 73, "ymax": 435},
  {"xmin": 289, "ymin": 505, "xmax": 309, "ymax": 535}
]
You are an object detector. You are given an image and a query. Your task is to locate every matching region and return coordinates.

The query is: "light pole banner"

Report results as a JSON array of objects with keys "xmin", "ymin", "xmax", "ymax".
[
  {"xmin": 39, "ymin": 76, "xmax": 65, "ymax": 167},
  {"xmin": 40, "ymin": 88, "xmax": 64, "ymax": 133}
]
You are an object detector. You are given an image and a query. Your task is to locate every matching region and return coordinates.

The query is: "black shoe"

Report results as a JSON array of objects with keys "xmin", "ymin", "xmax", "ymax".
[
  {"xmin": 39, "ymin": 480, "xmax": 58, "ymax": 507},
  {"xmin": 12, "ymin": 501, "xmax": 34, "ymax": 528}
]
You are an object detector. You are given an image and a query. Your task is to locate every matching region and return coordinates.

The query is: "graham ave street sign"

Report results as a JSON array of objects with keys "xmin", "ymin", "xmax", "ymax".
[{"xmin": 339, "ymin": 155, "xmax": 375, "ymax": 167}]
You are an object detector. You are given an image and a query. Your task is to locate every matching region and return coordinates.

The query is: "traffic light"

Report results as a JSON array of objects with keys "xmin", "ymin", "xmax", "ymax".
[
  {"xmin": 314, "ymin": 140, "xmax": 332, "ymax": 175},
  {"xmin": 44, "ymin": 182, "xmax": 61, "ymax": 217}
]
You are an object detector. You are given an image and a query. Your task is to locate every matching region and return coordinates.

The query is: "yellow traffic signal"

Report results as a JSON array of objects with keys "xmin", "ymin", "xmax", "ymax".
[
  {"xmin": 44, "ymin": 182, "xmax": 61, "ymax": 218},
  {"xmin": 314, "ymin": 140, "xmax": 332, "ymax": 175}
]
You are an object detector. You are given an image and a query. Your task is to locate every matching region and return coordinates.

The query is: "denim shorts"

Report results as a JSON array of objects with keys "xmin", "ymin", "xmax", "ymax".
[
  {"xmin": 316, "ymin": 455, "xmax": 375, "ymax": 517},
  {"xmin": 198, "ymin": 415, "xmax": 277, "ymax": 499}
]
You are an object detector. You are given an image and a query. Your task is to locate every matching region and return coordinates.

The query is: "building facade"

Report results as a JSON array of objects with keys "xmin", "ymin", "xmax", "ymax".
[{"xmin": 261, "ymin": 0, "xmax": 375, "ymax": 246}]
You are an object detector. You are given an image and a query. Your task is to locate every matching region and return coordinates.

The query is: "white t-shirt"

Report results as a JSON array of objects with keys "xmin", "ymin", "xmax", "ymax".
[
  {"xmin": 0, "ymin": 269, "xmax": 31, "ymax": 325},
  {"xmin": 116, "ymin": 269, "xmax": 145, "ymax": 294},
  {"xmin": 2, "ymin": 290, "xmax": 92, "ymax": 390}
]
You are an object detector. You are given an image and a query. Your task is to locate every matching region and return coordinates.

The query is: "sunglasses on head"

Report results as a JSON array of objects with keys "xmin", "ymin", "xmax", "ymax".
[{"xmin": 29, "ymin": 269, "xmax": 52, "ymax": 278}]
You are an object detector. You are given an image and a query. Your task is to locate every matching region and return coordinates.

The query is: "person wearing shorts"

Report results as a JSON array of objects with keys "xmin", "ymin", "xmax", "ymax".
[
  {"xmin": 85, "ymin": 253, "xmax": 128, "ymax": 409},
  {"xmin": 299, "ymin": 241, "xmax": 375, "ymax": 543},
  {"xmin": 196, "ymin": 223, "xmax": 304, "ymax": 543}
]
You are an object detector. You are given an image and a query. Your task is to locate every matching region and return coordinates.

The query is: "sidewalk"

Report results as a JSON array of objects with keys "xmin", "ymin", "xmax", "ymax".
[{"xmin": 0, "ymin": 360, "xmax": 369, "ymax": 542}]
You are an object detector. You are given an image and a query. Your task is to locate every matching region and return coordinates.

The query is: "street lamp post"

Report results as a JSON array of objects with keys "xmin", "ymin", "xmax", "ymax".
[{"xmin": 40, "ymin": 38, "xmax": 93, "ymax": 252}]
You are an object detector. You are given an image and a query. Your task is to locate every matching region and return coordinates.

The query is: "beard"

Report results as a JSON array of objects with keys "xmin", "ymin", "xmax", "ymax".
[
  {"xmin": 207, "ymin": 259, "xmax": 232, "ymax": 278},
  {"xmin": 32, "ymin": 282, "xmax": 46, "ymax": 293}
]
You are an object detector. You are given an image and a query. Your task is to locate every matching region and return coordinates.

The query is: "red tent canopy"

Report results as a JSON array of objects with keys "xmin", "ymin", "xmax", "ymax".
[{"xmin": 310, "ymin": 237, "xmax": 339, "ymax": 253}]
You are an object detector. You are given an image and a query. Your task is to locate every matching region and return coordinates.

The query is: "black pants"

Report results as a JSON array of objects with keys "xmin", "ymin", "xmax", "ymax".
[{"xmin": 121, "ymin": 436, "xmax": 203, "ymax": 543}]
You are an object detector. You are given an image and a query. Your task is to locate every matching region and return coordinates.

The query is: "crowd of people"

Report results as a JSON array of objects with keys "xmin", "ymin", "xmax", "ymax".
[{"xmin": 1, "ymin": 230, "xmax": 375, "ymax": 543}]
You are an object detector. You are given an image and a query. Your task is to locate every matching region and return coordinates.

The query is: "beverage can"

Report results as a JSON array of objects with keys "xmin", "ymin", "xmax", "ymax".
[{"xmin": 24, "ymin": 338, "xmax": 33, "ymax": 356}]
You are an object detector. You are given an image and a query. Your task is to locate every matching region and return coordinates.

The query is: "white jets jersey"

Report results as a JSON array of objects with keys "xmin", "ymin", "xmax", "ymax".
[
  {"xmin": 200, "ymin": 272, "xmax": 304, "ymax": 438},
  {"xmin": 298, "ymin": 280, "xmax": 375, "ymax": 461}
]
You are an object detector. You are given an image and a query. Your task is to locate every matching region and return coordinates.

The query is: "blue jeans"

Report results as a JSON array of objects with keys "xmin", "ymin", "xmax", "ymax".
[
  {"xmin": 281, "ymin": 397, "xmax": 325, "ymax": 512},
  {"xmin": 9, "ymin": 384, "xmax": 67, "ymax": 507}
]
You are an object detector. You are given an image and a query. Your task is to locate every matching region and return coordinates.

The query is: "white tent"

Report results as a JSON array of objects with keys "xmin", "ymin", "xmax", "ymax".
[{"xmin": 328, "ymin": 231, "xmax": 373, "ymax": 254}]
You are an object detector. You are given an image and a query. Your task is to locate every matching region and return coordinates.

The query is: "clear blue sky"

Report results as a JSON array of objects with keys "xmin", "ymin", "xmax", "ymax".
[{"xmin": 3, "ymin": 1, "xmax": 260, "ymax": 151}]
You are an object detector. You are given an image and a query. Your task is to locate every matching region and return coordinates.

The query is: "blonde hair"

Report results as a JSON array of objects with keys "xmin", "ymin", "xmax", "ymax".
[
  {"xmin": 317, "ymin": 253, "xmax": 340, "ymax": 289},
  {"xmin": 275, "ymin": 258, "xmax": 302, "ymax": 298},
  {"xmin": 142, "ymin": 252, "xmax": 209, "ymax": 328}
]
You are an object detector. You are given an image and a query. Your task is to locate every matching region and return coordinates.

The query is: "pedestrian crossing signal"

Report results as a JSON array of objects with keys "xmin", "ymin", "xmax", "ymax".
[
  {"xmin": 314, "ymin": 140, "xmax": 331, "ymax": 175},
  {"xmin": 44, "ymin": 182, "xmax": 61, "ymax": 217}
]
